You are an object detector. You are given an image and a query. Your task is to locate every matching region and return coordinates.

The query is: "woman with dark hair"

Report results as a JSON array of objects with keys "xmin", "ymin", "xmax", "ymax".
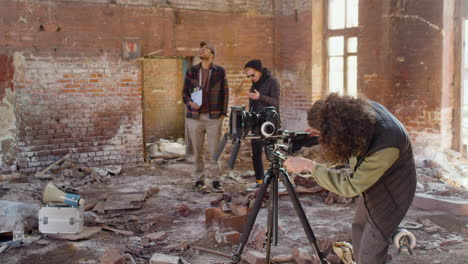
[{"xmin": 284, "ymin": 93, "xmax": 416, "ymax": 263}]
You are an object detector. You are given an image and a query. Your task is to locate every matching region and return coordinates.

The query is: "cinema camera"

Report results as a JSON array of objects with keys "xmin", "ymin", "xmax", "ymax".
[
  {"xmin": 213, "ymin": 106, "xmax": 326, "ymax": 264},
  {"xmin": 213, "ymin": 106, "xmax": 318, "ymax": 168}
]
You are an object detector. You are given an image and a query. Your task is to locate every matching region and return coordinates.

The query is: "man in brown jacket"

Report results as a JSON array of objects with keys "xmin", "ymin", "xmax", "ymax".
[{"xmin": 182, "ymin": 41, "xmax": 229, "ymax": 192}]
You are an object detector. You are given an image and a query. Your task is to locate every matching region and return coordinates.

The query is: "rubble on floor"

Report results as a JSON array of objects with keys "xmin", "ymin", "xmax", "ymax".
[
  {"xmin": 147, "ymin": 138, "xmax": 186, "ymax": 160},
  {"xmin": 0, "ymin": 154, "xmax": 466, "ymax": 264}
]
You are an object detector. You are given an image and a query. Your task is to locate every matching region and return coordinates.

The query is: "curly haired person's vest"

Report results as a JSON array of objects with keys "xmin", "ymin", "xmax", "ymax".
[{"xmin": 355, "ymin": 101, "xmax": 417, "ymax": 238}]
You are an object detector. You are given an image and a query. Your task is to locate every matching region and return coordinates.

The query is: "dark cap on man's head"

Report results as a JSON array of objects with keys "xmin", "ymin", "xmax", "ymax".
[
  {"xmin": 200, "ymin": 41, "xmax": 216, "ymax": 56},
  {"xmin": 244, "ymin": 59, "xmax": 263, "ymax": 72}
]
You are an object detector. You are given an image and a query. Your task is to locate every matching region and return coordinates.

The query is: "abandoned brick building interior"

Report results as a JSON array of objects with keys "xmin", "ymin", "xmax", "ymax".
[{"xmin": 0, "ymin": 0, "xmax": 467, "ymax": 264}]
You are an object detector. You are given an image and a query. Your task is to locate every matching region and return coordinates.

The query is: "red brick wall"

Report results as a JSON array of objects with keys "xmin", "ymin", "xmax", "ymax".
[
  {"xmin": 0, "ymin": 54, "xmax": 14, "ymax": 100},
  {"xmin": 274, "ymin": 2, "xmax": 313, "ymax": 131},
  {"xmin": 359, "ymin": 0, "xmax": 455, "ymax": 154},
  {"xmin": 13, "ymin": 53, "xmax": 143, "ymax": 172},
  {"xmin": 0, "ymin": 0, "xmax": 274, "ymax": 172}
]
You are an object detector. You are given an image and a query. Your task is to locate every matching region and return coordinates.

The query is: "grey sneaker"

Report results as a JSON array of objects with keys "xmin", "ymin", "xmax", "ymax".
[{"xmin": 246, "ymin": 182, "xmax": 261, "ymax": 192}]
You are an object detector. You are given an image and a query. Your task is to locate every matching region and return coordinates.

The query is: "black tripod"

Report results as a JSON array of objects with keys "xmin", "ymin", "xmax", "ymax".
[{"xmin": 231, "ymin": 141, "xmax": 327, "ymax": 264}]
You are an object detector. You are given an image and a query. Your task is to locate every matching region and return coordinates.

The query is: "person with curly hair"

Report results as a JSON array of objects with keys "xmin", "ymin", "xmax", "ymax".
[{"xmin": 284, "ymin": 93, "xmax": 416, "ymax": 263}]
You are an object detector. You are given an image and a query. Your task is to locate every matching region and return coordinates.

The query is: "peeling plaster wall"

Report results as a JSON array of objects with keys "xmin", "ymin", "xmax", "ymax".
[
  {"xmin": 360, "ymin": 0, "xmax": 456, "ymax": 155},
  {"xmin": 0, "ymin": 0, "xmax": 275, "ymax": 172},
  {"xmin": 0, "ymin": 88, "xmax": 18, "ymax": 173},
  {"xmin": 0, "ymin": 53, "xmax": 17, "ymax": 173},
  {"xmin": 13, "ymin": 52, "xmax": 143, "ymax": 172},
  {"xmin": 274, "ymin": 0, "xmax": 313, "ymax": 131}
]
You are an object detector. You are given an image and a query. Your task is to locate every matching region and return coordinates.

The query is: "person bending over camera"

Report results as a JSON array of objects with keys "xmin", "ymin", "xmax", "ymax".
[
  {"xmin": 284, "ymin": 93, "xmax": 416, "ymax": 264},
  {"xmin": 244, "ymin": 59, "xmax": 280, "ymax": 192}
]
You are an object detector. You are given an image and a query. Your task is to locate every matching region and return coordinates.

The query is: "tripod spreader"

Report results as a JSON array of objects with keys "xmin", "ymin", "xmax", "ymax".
[{"xmin": 230, "ymin": 145, "xmax": 328, "ymax": 264}]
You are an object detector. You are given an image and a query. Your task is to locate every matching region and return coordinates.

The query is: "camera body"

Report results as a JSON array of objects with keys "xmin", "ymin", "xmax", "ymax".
[
  {"xmin": 214, "ymin": 106, "xmax": 318, "ymax": 169},
  {"xmin": 229, "ymin": 106, "xmax": 281, "ymax": 138}
]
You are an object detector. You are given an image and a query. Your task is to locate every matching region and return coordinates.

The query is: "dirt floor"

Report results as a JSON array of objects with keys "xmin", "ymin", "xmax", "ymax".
[{"xmin": 0, "ymin": 155, "xmax": 467, "ymax": 264}]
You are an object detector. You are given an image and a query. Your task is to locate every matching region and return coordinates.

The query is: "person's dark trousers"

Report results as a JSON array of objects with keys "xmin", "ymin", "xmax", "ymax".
[
  {"xmin": 251, "ymin": 139, "xmax": 264, "ymax": 181},
  {"xmin": 352, "ymin": 197, "xmax": 390, "ymax": 264}
]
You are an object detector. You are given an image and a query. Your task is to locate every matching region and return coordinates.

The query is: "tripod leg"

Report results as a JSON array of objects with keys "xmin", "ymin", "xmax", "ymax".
[
  {"xmin": 279, "ymin": 169, "xmax": 328, "ymax": 264},
  {"xmin": 272, "ymin": 174, "xmax": 279, "ymax": 246},
  {"xmin": 265, "ymin": 173, "xmax": 278, "ymax": 263},
  {"xmin": 231, "ymin": 172, "xmax": 273, "ymax": 263}
]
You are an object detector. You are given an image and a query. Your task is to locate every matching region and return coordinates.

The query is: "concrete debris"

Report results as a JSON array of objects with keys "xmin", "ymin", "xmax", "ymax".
[
  {"xmin": 94, "ymin": 166, "xmax": 122, "ymax": 177},
  {"xmin": 147, "ymin": 139, "xmax": 186, "ymax": 159},
  {"xmin": 246, "ymin": 224, "xmax": 267, "ymax": 250},
  {"xmin": 94, "ymin": 192, "xmax": 147, "ymax": 212},
  {"xmin": 34, "ymin": 153, "xmax": 71, "ymax": 179},
  {"xmin": 99, "ymin": 248, "xmax": 124, "ymax": 264},
  {"xmin": 419, "ymin": 218, "xmax": 445, "ymax": 233},
  {"xmin": 210, "ymin": 193, "xmax": 232, "ymax": 207},
  {"xmin": 176, "ymin": 204, "xmax": 192, "ymax": 217},
  {"xmin": 0, "ymin": 173, "xmax": 27, "ymax": 182},
  {"xmin": 412, "ymin": 193, "xmax": 468, "ymax": 216},
  {"xmin": 48, "ymin": 226, "xmax": 101, "ymax": 241},
  {"xmin": 244, "ymin": 250, "xmax": 266, "ymax": 264},
  {"xmin": 147, "ymin": 187, "xmax": 161, "ymax": 197},
  {"xmin": 34, "ymin": 239, "xmax": 50, "ymax": 245},
  {"xmin": 34, "ymin": 155, "xmax": 113, "ymax": 186},
  {"xmin": 205, "ymin": 207, "xmax": 248, "ymax": 232},
  {"xmin": 219, "ymin": 200, "xmax": 232, "ymax": 213},
  {"xmin": 231, "ymin": 202, "xmax": 250, "ymax": 216},
  {"xmin": 292, "ymin": 247, "xmax": 315, "ymax": 264},
  {"xmin": 145, "ymin": 231, "xmax": 167, "ymax": 241},
  {"xmin": 271, "ymin": 254, "xmax": 294, "ymax": 263},
  {"xmin": 149, "ymin": 253, "xmax": 182, "ymax": 264},
  {"xmin": 123, "ymin": 253, "xmax": 137, "ymax": 264},
  {"xmin": 223, "ymin": 230, "xmax": 240, "ymax": 245},
  {"xmin": 164, "ymin": 242, "xmax": 189, "ymax": 252},
  {"xmin": 0, "ymin": 236, "xmax": 40, "ymax": 254},
  {"xmin": 439, "ymin": 238, "xmax": 464, "ymax": 247},
  {"xmin": 101, "ymin": 225, "xmax": 135, "ymax": 236},
  {"xmin": 190, "ymin": 245, "xmax": 232, "ymax": 258},
  {"xmin": 0, "ymin": 200, "xmax": 40, "ymax": 241},
  {"xmin": 0, "ymin": 148, "xmax": 466, "ymax": 263},
  {"xmin": 325, "ymin": 253, "xmax": 341, "ymax": 264}
]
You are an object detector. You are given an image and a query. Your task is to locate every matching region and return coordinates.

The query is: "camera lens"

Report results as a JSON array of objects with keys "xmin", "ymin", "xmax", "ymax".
[{"xmin": 261, "ymin": 121, "xmax": 276, "ymax": 137}]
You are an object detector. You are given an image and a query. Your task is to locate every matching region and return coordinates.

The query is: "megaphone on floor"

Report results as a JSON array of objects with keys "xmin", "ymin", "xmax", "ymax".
[{"xmin": 42, "ymin": 182, "xmax": 85, "ymax": 207}]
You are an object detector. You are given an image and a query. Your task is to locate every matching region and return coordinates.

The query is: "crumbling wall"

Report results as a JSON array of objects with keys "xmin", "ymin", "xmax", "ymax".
[
  {"xmin": 274, "ymin": 0, "xmax": 313, "ymax": 131},
  {"xmin": 0, "ymin": 0, "xmax": 275, "ymax": 172},
  {"xmin": 0, "ymin": 52, "xmax": 18, "ymax": 174},
  {"xmin": 13, "ymin": 52, "xmax": 143, "ymax": 173},
  {"xmin": 359, "ymin": 0, "xmax": 457, "ymax": 155}
]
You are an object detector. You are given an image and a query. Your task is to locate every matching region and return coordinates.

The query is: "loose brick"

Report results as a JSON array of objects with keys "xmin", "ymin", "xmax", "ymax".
[
  {"xmin": 99, "ymin": 248, "xmax": 124, "ymax": 264},
  {"xmin": 244, "ymin": 251, "xmax": 267, "ymax": 264}
]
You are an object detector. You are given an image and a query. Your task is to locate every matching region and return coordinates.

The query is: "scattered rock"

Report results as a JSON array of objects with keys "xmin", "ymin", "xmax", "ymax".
[
  {"xmin": 246, "ymin": 224, "xmax": 267, "ymax": 250},
  {"xmin": 176, "ymin": 204, "xmax": 191, "ymax": 217},
  {"xmin": 244, "ymin": 250, "xmax": 266, "ymax": 264},
  {"xmin": 149, "ymin": 253, "xmax": 180, "ymax": 264},
  {"xmin": 145, "ymin": 231, "xmax": 167, "ymax": 242},
  {"xmin": 326, "ymin": 253, "xmax": 341, "ymax": 264},
  {"xmin": 292, "ymin": 247, "xmax": 314, "ymax": 264},
  {"xmin": 271, "ymin": 254, "xmax": 294, "ymax": 263},
  {"xmin": 99, "ymin": 248, "xmax": 124, "ymax": 264}
]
